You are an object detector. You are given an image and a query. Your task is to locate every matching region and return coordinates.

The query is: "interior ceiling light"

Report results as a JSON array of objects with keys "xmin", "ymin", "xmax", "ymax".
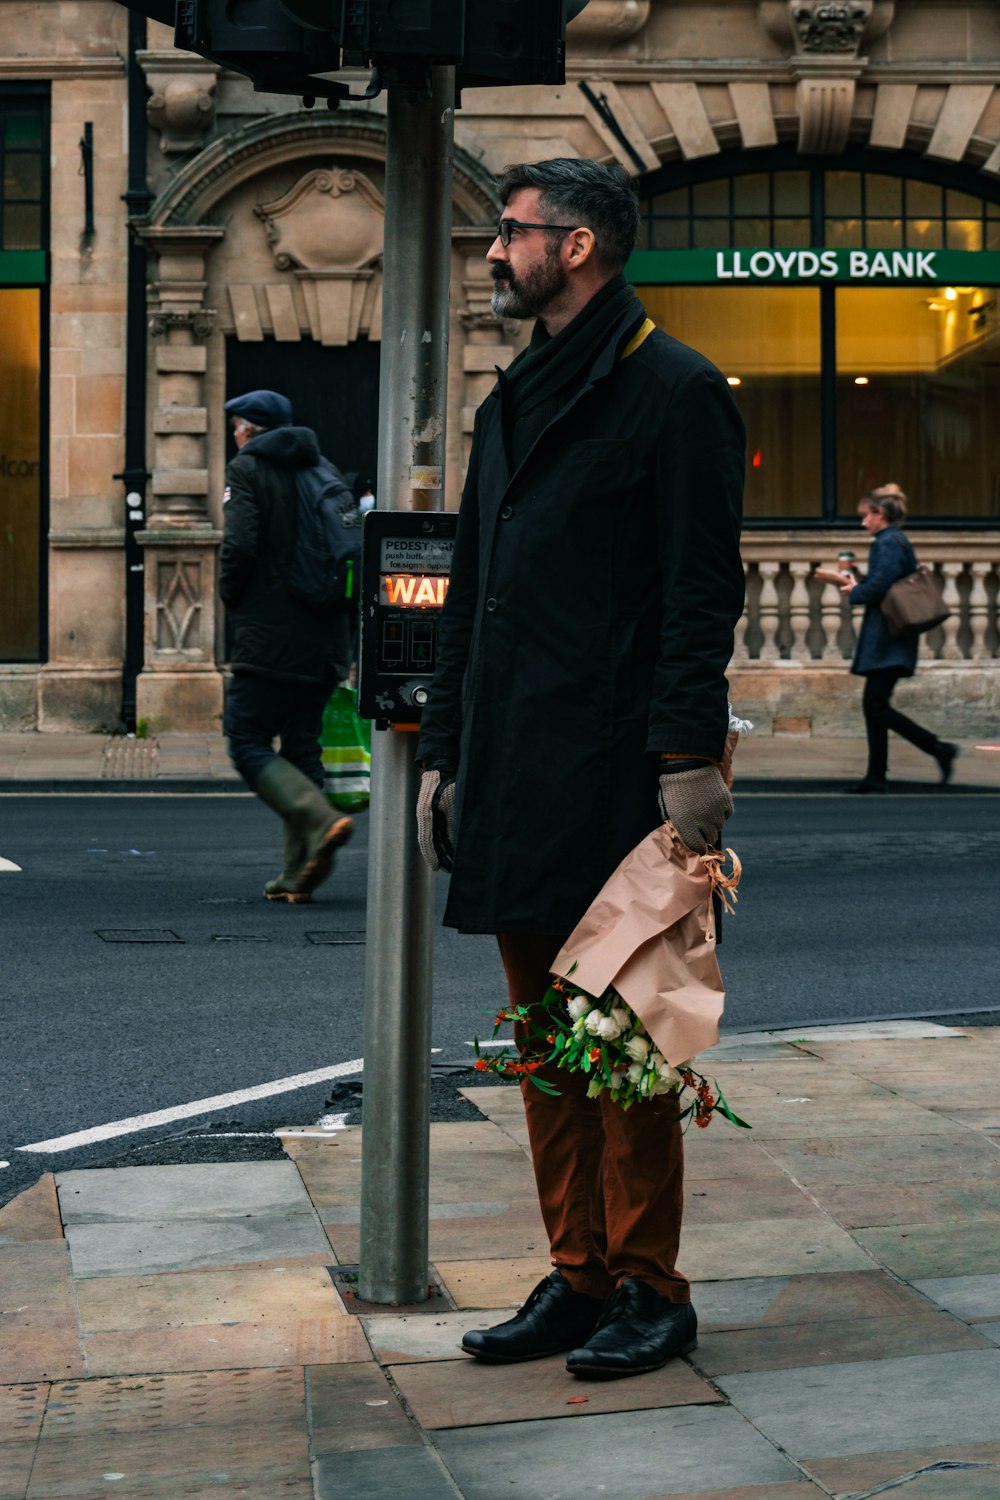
[
  {"xmin": 944, "ymin": 287, "xmax": 959, "ymax": 301},
  {"xmin": 854, "ymin": 376, "xmax": 870, "ymax": 386},
  {"xmin": 726, "ymin": 376, "xmax": 742, "ymax": 387}
]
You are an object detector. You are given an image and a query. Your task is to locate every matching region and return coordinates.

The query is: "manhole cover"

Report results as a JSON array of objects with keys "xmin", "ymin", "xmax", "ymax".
[
  {"xmin": 96, "ymin": 929, "xmax": 183, "ymax": 943},
  {"xmin": 306, "ymin": 931, "xmax": 366, "ymax": 945}
]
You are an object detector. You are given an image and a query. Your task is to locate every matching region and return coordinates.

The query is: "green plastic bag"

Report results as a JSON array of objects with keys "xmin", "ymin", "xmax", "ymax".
[{"xmin": 321, "ymin": 683, "xmax": 371, "ymax": 812}]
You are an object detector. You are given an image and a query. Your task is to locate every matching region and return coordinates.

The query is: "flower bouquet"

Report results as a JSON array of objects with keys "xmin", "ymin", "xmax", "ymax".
[{"xmin": 475, "ymin": 713, "xmax": 751, "ymax": 1131}]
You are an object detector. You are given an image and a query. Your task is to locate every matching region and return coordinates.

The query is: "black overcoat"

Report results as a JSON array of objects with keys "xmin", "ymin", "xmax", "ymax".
[{"xmin": 416, "ymin": 306, "xmax": 746, "ymax": 935}]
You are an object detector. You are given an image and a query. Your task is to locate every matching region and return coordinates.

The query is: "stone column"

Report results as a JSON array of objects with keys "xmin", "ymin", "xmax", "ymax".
[{"xmin": 134, "ymin": 226, "xmax": 226, "ymax": 730}]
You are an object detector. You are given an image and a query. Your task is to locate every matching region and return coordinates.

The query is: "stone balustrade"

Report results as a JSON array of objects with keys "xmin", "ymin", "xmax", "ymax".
[{"xmin": 734, "ymin": 533, "xmax": 1000, "ymax": 665}]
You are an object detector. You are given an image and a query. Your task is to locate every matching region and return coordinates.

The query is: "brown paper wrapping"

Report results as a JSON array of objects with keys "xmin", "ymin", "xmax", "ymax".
[{"xmin": 551, "ymin": 730, "xmax": 741, "ymax": 1067}]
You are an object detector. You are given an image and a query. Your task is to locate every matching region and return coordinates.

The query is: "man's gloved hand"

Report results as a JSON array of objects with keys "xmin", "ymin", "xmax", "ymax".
[
  {"xmin": 416, "ymin": 767, "xmax": 456, "ymax": 872},
  {"xmin": 658, "ymin": 763, "xmax": 733, "ymax": 855}
]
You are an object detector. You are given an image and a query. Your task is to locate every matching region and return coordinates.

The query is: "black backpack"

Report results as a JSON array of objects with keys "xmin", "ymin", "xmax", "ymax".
[{"xmin": 285, "ymin": 464, "xmax": 363, "ymax": 612}]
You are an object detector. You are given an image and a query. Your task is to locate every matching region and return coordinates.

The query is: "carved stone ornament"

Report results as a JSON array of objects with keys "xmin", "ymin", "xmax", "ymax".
[
  {"xmin": 566, "ymin": 0, "xmax": 651, "ymax": 49},
  {"xmin": 149, "ymin": 308, "xmax": 217, "ymax": 340},
  {"xmin": 138, "ymin": 51, "xmax": 219, "ymax": 155},
  {"xmin": 792, "ymin": 1, "xmax": 873, "ymax": 54},
  {"xmin": 255, "ymin": 167, "xmax": 386, "ymax": 273}
]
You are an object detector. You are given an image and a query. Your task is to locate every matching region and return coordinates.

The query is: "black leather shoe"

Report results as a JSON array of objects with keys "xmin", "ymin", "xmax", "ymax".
[
  {"xmin": 845, "ymin": 779, "xmax": 887, "ymax": 795},
  {"xmin": 936, "ymin": 742, "xmax": 959, "ymax": 785},
  {"xmin": 461, "ymin": 1272, "xmax": 606, "ymax": 1363},
  {"xmin": 565, "ymin": 1279, "xmax": 697, "ymax": 1379}
]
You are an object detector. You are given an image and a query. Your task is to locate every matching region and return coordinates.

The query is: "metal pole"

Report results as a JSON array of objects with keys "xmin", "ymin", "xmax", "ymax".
[{"xmin": 359, "ymin": 67, "xmax": 455, "ymax": 1305}]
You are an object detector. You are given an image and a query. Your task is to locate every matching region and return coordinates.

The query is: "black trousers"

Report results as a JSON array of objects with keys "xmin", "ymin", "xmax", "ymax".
[
  {"xmin": 224, "ymin": 672, "xmax": 331, "ymax": 792},
  {"xmin": 862, "ymin": 668, "xmax": 940, "ymax": 781}
]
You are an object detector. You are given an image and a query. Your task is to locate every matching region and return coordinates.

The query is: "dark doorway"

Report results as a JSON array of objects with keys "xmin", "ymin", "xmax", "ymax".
[{"xmin": 225, "ymin": 336, "xmax": 381, "ymax": 490}]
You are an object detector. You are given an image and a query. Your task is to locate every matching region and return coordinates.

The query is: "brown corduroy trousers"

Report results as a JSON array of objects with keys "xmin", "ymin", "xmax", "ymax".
[{"xmin": 496, "ymin": 932, "xmax": 690, "ymax": 1304}]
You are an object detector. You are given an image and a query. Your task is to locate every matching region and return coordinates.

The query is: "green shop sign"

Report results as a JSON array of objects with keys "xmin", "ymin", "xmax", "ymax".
[{"xmin": 627, "ymin": 248, "xmax": 1000, "ymax": 285}]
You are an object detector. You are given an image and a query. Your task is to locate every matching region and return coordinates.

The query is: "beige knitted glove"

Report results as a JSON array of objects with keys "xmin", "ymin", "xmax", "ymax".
[
  {"xmin": 657, "ymin": 764, "xmax": 733, "ymax": 855},
  {"xmin": 416, "ymin": 768, "xmax": 456, "ymax": 872}
]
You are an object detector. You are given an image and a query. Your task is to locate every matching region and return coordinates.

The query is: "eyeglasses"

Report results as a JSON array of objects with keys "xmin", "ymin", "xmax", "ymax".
[{"xmin": 495, "ymin": 218, "xmax": 578, "ymax": 248}]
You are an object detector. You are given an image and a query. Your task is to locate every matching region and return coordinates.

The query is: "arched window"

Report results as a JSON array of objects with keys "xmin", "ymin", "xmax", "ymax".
[{"xmin": 631, "ymin": 151, "xmax": 1000, "ymax": 526}]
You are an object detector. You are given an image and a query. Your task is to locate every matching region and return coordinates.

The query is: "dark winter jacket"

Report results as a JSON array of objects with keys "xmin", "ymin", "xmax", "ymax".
[
  {"xmin": 219, "ymin": 426, "xmax": 352, "ymax": 685},
  {"xmin": 849, "ymin": 526, "xmax": 919, "ymax": 678},
  {"xmin": 416, "ymin": 303, "xmax": 746, "ymax": 935}
]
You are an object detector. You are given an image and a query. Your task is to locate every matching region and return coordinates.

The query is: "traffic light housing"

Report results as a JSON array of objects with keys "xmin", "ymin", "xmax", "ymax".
[{"xmin": 121, "ymin": 0, "xmax": 588, "ymax": 101}]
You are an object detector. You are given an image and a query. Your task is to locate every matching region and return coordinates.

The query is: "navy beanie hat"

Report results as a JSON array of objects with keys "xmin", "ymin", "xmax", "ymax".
[{"xmin": 224, "ymin": 389, "xmax": 293, "ymax": 428}]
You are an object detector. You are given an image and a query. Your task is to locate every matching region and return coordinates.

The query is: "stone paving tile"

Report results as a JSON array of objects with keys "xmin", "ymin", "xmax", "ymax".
[
  {"xmin": 74, "ymin": 1257, "xmax": 341, "ymax": 1332},
  {"xmin": 24, "ymin": 1367, "xmax": 313, "ymax": 1498},
  {"xmin": 693, "ymin": 1270, "xmax": 952, "ymax": 1332},
  {"xmin": 57, "ymin": 1162, "xmax": 313, "ymax": 1222},
  {"xmin": 679, "ymin": 1216, "xmax": 871, "ymax": 1282},
  {"xmin": 802, "ymin": 1443, "xmax": 1000, "ymax": 1496},
  {"xmin": 433, "ymin": 1256, "xmax": 552, "ymax": 1309},
  {"xmin": 0, "ymin": 1175, "xmax": 63, "ymax": 1243},
  {"xmin": 308, "ymin": 1362, "xmax": 419, "ymax": 1453},
  {"xmin": 391, "ymin": 1352, "xmax": 722, "ymax": 1430},
  {"xmin": 0, "ymin": 1244, "xmax": 84, "ymax": 1382},
  {"xmin": 362, "ymin": 1310, "xmax": 503, "ymax": 1363},
  {"xmin": 82, "ymin": 1312, "xmax": 371, "ymax": 1377},
  {"xmin": 912, "ymin": 1278, "xmax": 1000, "ymax": 1323},
  {"xmin": 694, "ymin": 1307, "xmax": 988, "ymax": 1375},
  {"xmin": 854, "ymin": 1221, "xmax": 1000, "ymax": 1279},
  {"xmin": 0, "ymin": 1382, "xmax": 48, "ymax": 1499},
  {"xmin": 820, "ymin": 1179, "xmax": 1000, "ymax": 1229},
  {"xmin": 64, "ymin": 1212, "xmax": 333, "ymax": 1279},
  {"xmin": 643, "ymin": 1486, "xmax": 823, "ymax": 1500},
  {"xmin": 314, "ymin": 1445, "xmax": 461, "ymax": 1500},
  {"xmin": 974, "ymin": 1322, "xmax": 1000, "ymax": 1344},
  {"xmin": 432, "ymin": 1405, "xmax": 804, "ymax": 1499},
  {"xmin": 683, "ymin": 1138, "xmax": 788, "ymax": 1183},
  {"xmin": 683, "ymin": 1176, "xmax": 826, "ymax": 1225},
  {"xmin": 761, "ymin": 1131, "xmax": 1000, "ymax": 1187},
  {"xmin": 324, "ymin": 1202, "xmax": 548, "ymax": 1265},
  {"xmin": 716, "ymin": 1349, "xmax": 1000, "ymax": 1459},
  {"xmin": 732, "ymin": 1101, "xmax": 960, "ymax": 1139}
]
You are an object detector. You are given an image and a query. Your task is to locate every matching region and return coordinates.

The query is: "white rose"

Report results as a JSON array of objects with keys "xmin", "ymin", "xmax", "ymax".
[
  {"xmin": 610, "ymin": 1008, "xmax": 631, "ymax": 1033},
  {"xmin": 584, "ymin": 1009, "xmax": 604, "ymax": 1036},
  {"xmin": 610, "ymin": 1070, "xmax": 625, "ymax": 1091},
  {"xmin": 657, "ymin": 1061, "xmax": 683, "ymax": 1090},
  {"xmin": 650, "ymin": 1073, "xmax": 678, "ymax": 1096},
  {"xmin": 627, "ymin": 1061, "xmax": 645, "ymax": 1085},
  {"xmin": 624, "ymin": 1035, "xmax": 650, "ymax": 1064},
  {"xmin": 596, "ymin": 1016, "xmax": 621, "ymax": 1042},
  {"xmin": 567, "ymin": 996, "xmax": 590, "ymax": 1021}
]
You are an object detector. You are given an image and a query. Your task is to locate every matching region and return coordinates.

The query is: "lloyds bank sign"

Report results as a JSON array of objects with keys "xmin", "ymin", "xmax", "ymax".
[{"xmin": 627, "ymin": 248, "xmax": 1000, "ymax": 286}]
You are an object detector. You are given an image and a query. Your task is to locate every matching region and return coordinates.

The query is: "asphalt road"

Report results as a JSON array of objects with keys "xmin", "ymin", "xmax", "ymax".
[{"xmin": 1, "ymin": 791, "xmax": 997, "ymax": 1206}]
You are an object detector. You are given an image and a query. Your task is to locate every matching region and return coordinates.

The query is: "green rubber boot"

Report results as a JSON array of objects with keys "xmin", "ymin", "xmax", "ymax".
[
  {"xmin": 255, "ymin": 757, "xmax": 354, "ymax": 898},
  {"xmin": 263, "ymin": 823, "xmax": 312, "ymax": 904}
]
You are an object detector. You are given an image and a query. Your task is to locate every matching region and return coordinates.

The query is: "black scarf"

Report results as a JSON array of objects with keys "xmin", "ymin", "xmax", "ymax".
[{"xmin": 500, "ymin": 274, "xmax": 644, "ymax": 471}]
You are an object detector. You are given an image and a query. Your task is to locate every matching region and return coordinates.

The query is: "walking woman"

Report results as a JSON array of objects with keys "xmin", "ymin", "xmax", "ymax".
[{"xmin": 841, "ymin": 486, "xmax": 958, "ymax": 794}]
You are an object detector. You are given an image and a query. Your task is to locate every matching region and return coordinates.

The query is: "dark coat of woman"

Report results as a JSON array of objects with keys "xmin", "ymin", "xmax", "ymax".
[
  {"xmin": 415, "ymin": 302, "xmax": 746, "ymax": 936},
  {"xmin": 219, "ymin": 426, "xmax": 352, "ymax": 685},
  {"xmin": 849, "ymin": 524, "xmax": 919, "ymax": 678}
]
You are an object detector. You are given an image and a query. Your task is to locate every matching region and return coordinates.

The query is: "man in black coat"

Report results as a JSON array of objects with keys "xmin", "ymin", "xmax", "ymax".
[
  {"xmin": 220, "ymin": 389, "xmax": 353, "ymax": 902},
  {"xmin": 416, "ymin": 160, "xmax": 745, "ymax": 1377}
]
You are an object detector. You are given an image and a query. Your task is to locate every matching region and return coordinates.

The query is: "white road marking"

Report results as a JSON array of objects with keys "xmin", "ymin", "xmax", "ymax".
[
  {"xmin": 0, "ymin": 857, "xmax": 22, "ymax": 872},
  {"xmin": 0, "ymin": 1161, "xmax": 9, "ymax": 1170},
  {"xmin": 465, "ymin": 1038, "xmax": 515, "ymax": 1048},
  {"xmin": 16, "ymin": 1058, "xmax": 365, "ymax": 1154}
]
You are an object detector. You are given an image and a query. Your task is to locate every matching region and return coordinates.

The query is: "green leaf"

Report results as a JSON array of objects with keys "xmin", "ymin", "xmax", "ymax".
[{"xmin": 581, "ymin": 1051, "xmax": 591, "ymax": 1074}]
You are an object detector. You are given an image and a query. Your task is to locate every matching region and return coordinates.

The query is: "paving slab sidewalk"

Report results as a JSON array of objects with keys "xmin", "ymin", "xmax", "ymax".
[
  {"xmin": 2, "ymin": 1022, "xmax": 999, "ymax": 1499},
  {"xmin": 1, "ymin": 730, "xmax": 1000, "ymax": 792}
]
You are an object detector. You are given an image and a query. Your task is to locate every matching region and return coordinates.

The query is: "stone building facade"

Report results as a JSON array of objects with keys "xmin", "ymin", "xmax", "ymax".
[{"xmin": 3, "ymin": 1, "xmax": 1000, "ymax": 735}]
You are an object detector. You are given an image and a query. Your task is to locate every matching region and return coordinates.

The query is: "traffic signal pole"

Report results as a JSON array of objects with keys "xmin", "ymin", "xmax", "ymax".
[{"xmin": 358, "ymin": 68, "xmax": 455, "ymax": 1305}]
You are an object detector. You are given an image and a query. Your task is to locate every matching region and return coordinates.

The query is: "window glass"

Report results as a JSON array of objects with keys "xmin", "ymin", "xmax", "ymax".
[
  {"xmin": 773, "ymin": 171, "xmax": 809, "ymax": 214},
  {"xmin": 826, "ymin": 172, "xmax": 862, "ymax": 215},
  {"xmin": 3, "ymin": 108, "xmax": 41, "ymax": 148},
  {"xmin": 3, "ymin": 202, "xmax": 42, "ymax": 250},
  {"xmin": 907, "ymin": 218, "xmax": 943, "ymax": 250},
  {"xmin": 733, "ymin": 174, "xmax": 769, "ymax": 215},
  {"xmin": 946, "ymin": 190, "xmax": 983, "ymax": 219},
  {"xmin": 693, "ymin": 179, "xmax": 729, "ymax": 216},
  {"xmin": 773, "ymin": 218, "xmax": 810, "ymax": 247},
  {"xmin": 0, "ymin": 289, "xmax": 42, "ymax": 659},
  {"xmin": 647, "ymin": 188, "xmax": 688, "ymax": 217},
  {"xmin": 866, "ymin": 218, "xmax": 903, "ymax": 249},
  {"xmin": 865, "ymin": 175, "xmax": 903, "ymax": 216},
  {"xmin": 639, "ymin": 285, "xmax": 822, "ymax": 519},
  {"xmin": 4, "ymin": 153, "xmax": 41, "ymax": 199},
  {"xmin": 734, "ymin": 216, "xmax": 771, "ymax": 248},
  {"xmin": 906, "ymin": 180, "xmax": 942, "ymax": 218},
  {"xmin": 836, "ymin": 286, "xmax": 1000, "ymax": 518},
  {"xmin": 946, "ymin": 218, "xmax": 983, "ymax": 251},
  {"xmin": 693, "ymin": 218, "xmax": 731, "ymax": 249},
  {"xmin": 826, "ymin": 218, "xmax": 862, "ymax": 248}
]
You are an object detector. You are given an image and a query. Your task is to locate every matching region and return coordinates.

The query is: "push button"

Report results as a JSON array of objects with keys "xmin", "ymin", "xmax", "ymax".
[
  {"xmin": 500, "ymin": 505, "xmax": 513, "ymax": 520},
  {"xmin": 485, "ymin": 597, "xmax": 498, "ymax": 613}
]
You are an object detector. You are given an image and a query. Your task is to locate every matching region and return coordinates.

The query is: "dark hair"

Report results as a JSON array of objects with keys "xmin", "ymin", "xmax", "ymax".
[
  {"xmin": 496, "ymin": 158, "xmax": 640, "ymax": 272},
  {"xmin": 861, "ymin": 486, "xmax": 907, "ymax": 524}
]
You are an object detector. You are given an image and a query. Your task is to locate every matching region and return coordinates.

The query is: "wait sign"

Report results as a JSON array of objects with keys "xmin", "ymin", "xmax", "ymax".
[{"xmin": 627, "ymin": 247, "xmax": 1000, "ymax": 286}]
